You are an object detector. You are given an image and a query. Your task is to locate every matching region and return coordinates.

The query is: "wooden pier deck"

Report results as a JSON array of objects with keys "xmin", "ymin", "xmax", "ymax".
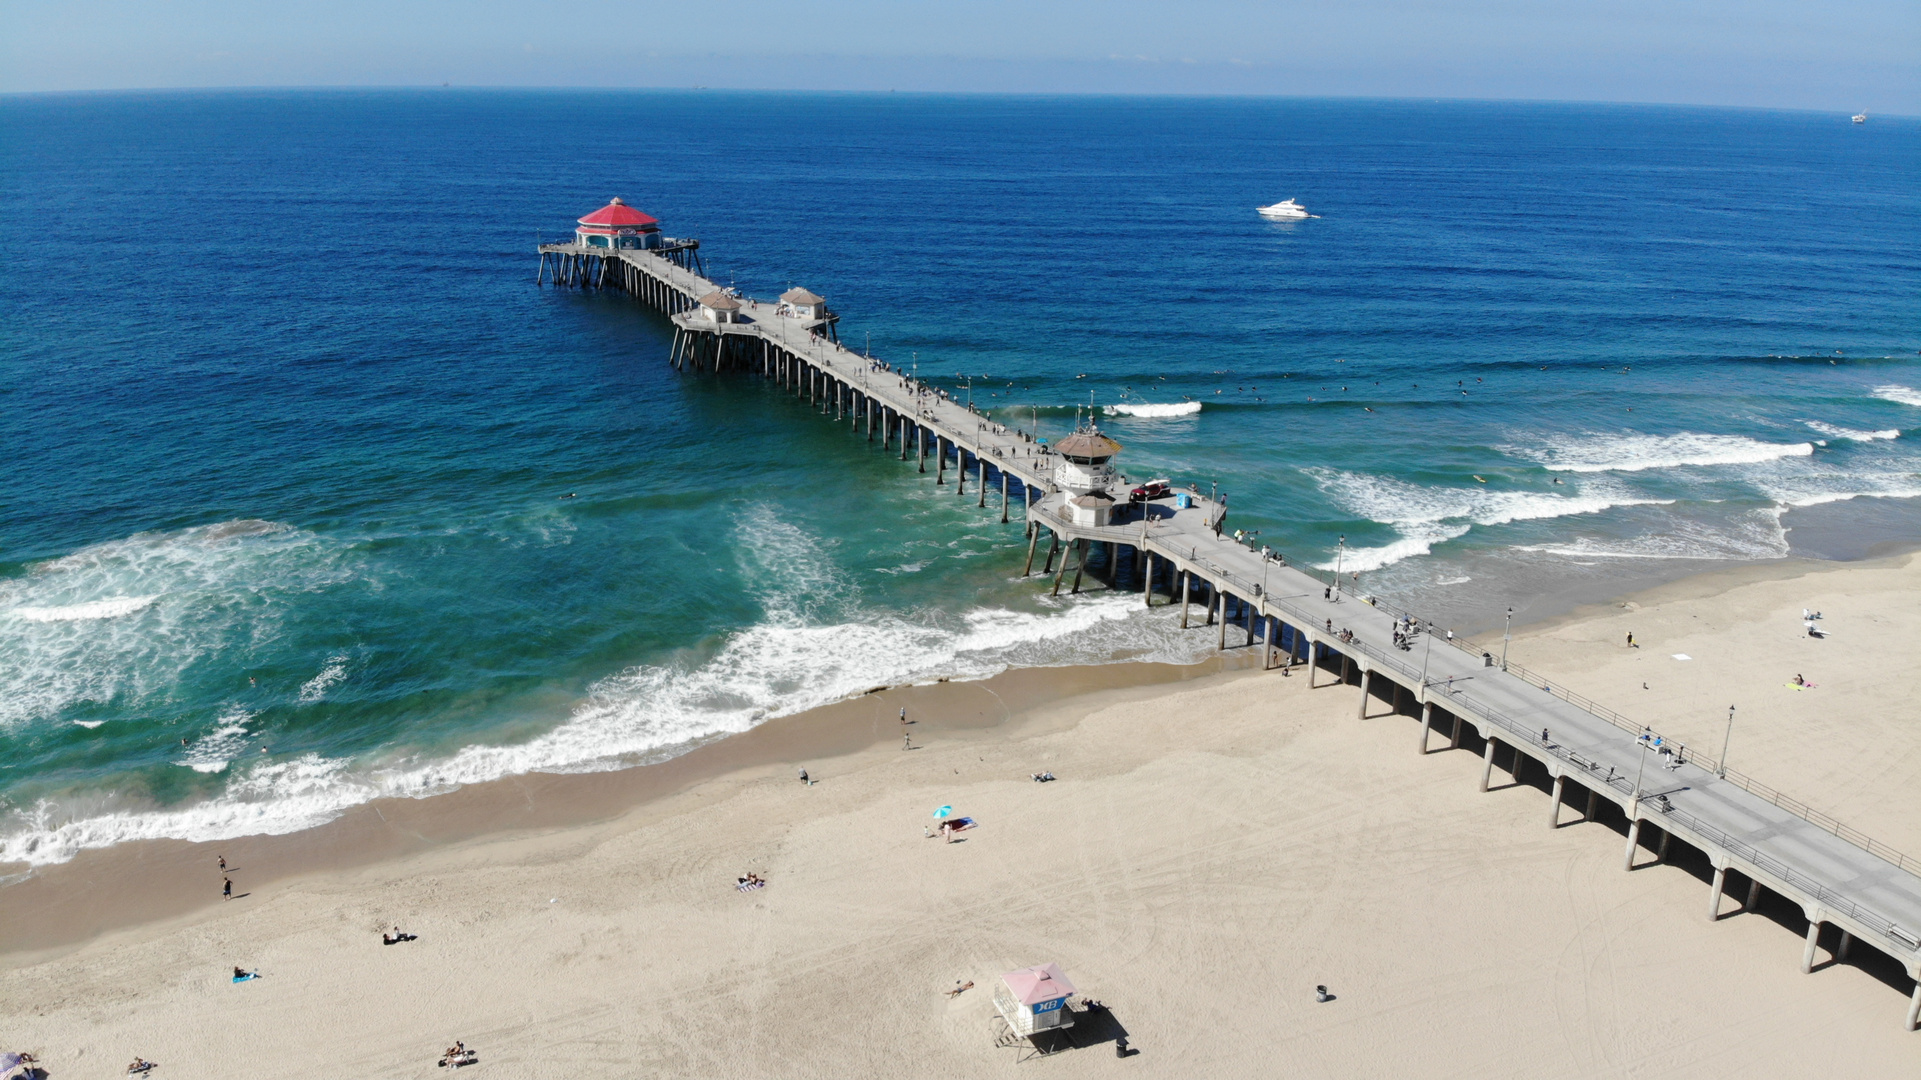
[{"xmin": 538, "ymin": 238, "xmax": 1921, "ymax": 1028}]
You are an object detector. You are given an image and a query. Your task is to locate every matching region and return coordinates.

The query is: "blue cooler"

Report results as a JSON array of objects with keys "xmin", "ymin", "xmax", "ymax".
[{"xmin": 1175, "ymin": 493, "xmax": 1192, "ymax": 509}]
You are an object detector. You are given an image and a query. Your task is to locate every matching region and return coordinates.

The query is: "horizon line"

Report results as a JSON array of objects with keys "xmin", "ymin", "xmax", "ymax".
[{"xmin": 0, "ymin": 85, "xmax": 1907, "ymax": 119}]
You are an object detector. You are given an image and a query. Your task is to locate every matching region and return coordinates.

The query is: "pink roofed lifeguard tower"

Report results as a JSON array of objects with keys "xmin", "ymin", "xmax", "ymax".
[{"xmin": 575, "ymin": 197, "xmax": 663, "ymax": 251}]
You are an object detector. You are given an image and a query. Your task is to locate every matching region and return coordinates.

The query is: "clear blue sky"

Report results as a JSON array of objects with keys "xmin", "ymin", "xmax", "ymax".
[{"xmin": 3, "ymin": 0, "xmax": 1915, "ymax": 112}]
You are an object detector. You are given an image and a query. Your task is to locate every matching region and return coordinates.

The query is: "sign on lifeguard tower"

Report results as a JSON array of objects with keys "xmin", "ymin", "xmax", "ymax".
[{"xmin": 993, "ymin": 962, "xmax": 1077, "ymax": 1037}]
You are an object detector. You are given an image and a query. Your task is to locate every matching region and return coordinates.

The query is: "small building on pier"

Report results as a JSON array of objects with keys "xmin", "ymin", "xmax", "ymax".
[
  {"xmin": 576, "ymin": 198, "xmax": 662, "ymax": 250},
  {"xmin": 1068, "ymin": 491, "xmax": 1116, "ymax": 527},
  {"xmin": 780, "ymin": 287, "xmax": 827, "ymax": 320},
  {"xmin": 1053, "ymin": 430, "xmax": 1122, "ymax": 496},
  {"xmin": 698, "ymin": 291, "xmax": 742, "ymax": 324}
]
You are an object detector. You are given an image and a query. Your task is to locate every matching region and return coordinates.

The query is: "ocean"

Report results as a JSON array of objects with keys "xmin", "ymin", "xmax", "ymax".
[{"xmin": 1, "ymin": 90, "xmax": 1916, "ymax": 868}]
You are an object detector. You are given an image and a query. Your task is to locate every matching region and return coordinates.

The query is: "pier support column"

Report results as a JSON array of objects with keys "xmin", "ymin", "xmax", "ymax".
[
  {"xmin": 936, "ymin": 437, "xmax": 945, "ymax": 484},
  {"xmin": 1340, "ymin": 655, "xmax": 1350, "ymax": 685},
  {"xmin": 1217, "ymin": 593, "xmax": 1229, "ymax": 650},
  {"xmin": 1244, "ymin": 601, "xmax": 1255, "ymax": 647},
  {"xmin": 1708, "ymin": 865, "xmax": 1727, "ymax": 920},
  {"xmin": 1480, "ymin": 737, "xmax": 1498, "ymax": 792},
  {"xmin": 1656, "ymin": 828, "xmax": 1671, "ymax": 863},
  {"xmin": 1306, "ymin": 639, "xmax": 1319, "ymax": 688},
  {"xmin": 1418, "ymin": 701, "xmax": 1433, "ymax": 754},
  {"xmin": 1023, "ymin": 527, "xmax": 1041, "ymax": 576},
  {"xmin": 1142, "ymin": 554, "xmax": 1154, "ymax": 606},
  {"xmin": 1548, "ymin": 774, "xmax": 1564, "ymax": 828},
  {"xmin": 1746, "ymin": 878, "xmax": 1762, "ymax": 912},
  {"xmin": 917, "ymin": 426, "xmax": 926, "ymax": 471},
  {"xmin": 900, "ymin": 416, "xmax": 908, "ymax": 461},
  {"xmin": 1907, "ymin": 979, "xmax": 1921, "ymax": 1031},
  {"xmin": 1043, "ymin": 534, "xmax": 1061, "ymax": 575},
  {"xmin": 1000, "ymin": 470, "xmax": 1008, "ymax": 522},
  {"xmin": 1623, "ymin": 819, "xmax": 1642, "ymax": 870},
  {"xmin": 979, "ymin": 458, "xmax": 988, "ymax": 508},
  {"xmin": 1586, "ymin": 787, "xmax": 1599, "ymax": 822},
  {"xmin": 1263, "ymin": 619, "xmax": 1276, "ymax": 669},
  {"xmin": 1179, "ymin": 572, "xmax": 1192, "ymax": 628},
  {"xmin": 1801, "ymin": 917, "xmax": 1822, "ymax": 973},
  {"xmin": 1449, "ymin": 713, "xmax": 1462, "ymax": 750},
  {"xmin": 1070, "ymin": 541, "xmax": 1089, "ymax": 595},
  {"xmin": 1837, "ymin": 931, "xmax": 1852, "ymax": 962},
  {"xmin": 1357, "ymin": 670, "xmax": 1371, "ymax": 719}
]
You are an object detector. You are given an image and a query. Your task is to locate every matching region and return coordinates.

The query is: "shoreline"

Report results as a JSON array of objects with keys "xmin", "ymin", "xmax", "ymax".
[
  {"xmin": 6, "ymin": 543, "xmax": 1918, "ymax": 958},
  {"xmin": 0, "ymin": 652, "xmax": 1264, "ymax": 959}
]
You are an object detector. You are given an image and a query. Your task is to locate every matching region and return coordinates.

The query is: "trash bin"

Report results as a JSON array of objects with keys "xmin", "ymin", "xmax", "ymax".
[{"xmin": 1175, "ymin": 493, "xmax": 1192, "ymax": 509}]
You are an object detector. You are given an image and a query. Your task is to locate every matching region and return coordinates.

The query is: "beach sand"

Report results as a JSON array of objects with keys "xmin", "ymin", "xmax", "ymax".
[{"xmin": 4, "ymin": 554, "xmax": 1917, "ymax": 1077}]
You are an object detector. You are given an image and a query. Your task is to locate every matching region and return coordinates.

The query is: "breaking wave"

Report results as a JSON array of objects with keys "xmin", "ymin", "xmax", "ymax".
[
  {"xmin": 0, "ymin": 508, "xmax": 1216, "ymax": 867},
  {"xmin": 0, "ymin": 520, "xmax": 364, "ymax": 731},
  {"xmin": 1107, "ymin": 402, "xmax": 1202, "ymax": 418},
  {"xmin": 1304, "ymin": 468, "xmax": 1671, "ymax": 571},
  {"xmin": 1803, "ymin": 421, "xmax": 1899, "ymax": 443},
  {"xmin": 1872, "ymin": 385, "xmax": 1921, "ymax": 408},
  {"xmin": 1504, "ymin": 432, "xmax": 1814, "ymax": 473}
]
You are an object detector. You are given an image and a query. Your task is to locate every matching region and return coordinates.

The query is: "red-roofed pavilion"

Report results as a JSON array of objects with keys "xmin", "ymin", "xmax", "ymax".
[{"xmin": 576, "ymin": 197, "xmax": 662, "ymax": 250}]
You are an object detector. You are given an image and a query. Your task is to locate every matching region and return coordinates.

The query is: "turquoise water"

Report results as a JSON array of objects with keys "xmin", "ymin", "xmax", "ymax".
[{"xmin": 2, "ymin": 91, "xmax": 1916, "ymax": 866}]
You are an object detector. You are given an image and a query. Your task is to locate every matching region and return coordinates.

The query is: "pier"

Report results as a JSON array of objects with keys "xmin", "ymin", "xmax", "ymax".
[{"xmin": 538, "ymin": 210, "xmax": 1921, "ymax": 1030}]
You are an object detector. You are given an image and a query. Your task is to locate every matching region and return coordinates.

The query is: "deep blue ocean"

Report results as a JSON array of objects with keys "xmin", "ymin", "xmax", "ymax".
[{"xmin": 2, "ymin": 91, "xmax": 1916, "ymax": 867}]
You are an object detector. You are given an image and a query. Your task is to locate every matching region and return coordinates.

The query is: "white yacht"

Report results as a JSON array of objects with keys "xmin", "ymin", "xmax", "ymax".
[
  {"xmin": 1852, "ymin": 112, "xmax": 1867, "ymax": 123},
  {"xmin": 1257, "ymin": 198, "xmax": 1315, "ymax": 220}
]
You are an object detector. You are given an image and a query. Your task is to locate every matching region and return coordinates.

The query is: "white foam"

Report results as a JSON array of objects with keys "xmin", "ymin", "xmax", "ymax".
[
  {"xmin": 1505, "ymin": 432, "xmax": 1814, "ymax": 473},
  {"xmin": 1513, "ymin": 508, "xmax": 1790, "ymax": 562},
  {"xmin": 0, "ymin": 508, "xmax": 1218, "ymax": 867},
  {"xmin": 1872, "ymin": 385, "xmax": 1921, "ymax": 408},
  {"xmin": 0, "ymin": 520, "xmax": 363, "ymax": 731},
  {"xmin": 10, "ymin": 595, "xmax": 159, "ymax": 622},
  {"xmin": 299, "ymin": 656, "xmax": 349, "ymax": 704},
  {"xmin": 1106, "ymin": 401, "xmax": 1201, "ymax": 418},
  {"xmin": 1802, "ymin": 421, "xmax": 1899, "ymax": 442},
  {"xmin": 179, "ymin": 706, "xmax": 252, "ymax": 774},
  {"xmin": 1304, "ymin": 469, "xmax": 1671, "ymax": 570}
]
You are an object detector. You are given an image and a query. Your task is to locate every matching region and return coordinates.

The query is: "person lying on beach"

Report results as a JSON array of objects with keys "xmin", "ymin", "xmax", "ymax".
[
  {"xmin": 128, "ymin": 1059, "xmax": 156, "ymax": 1074},
  {"xmin": 1031, "ymin": 771, "xmax": 1056, "ymax": 782},
  {"xmin": 946, "ymin": 980, "xmax": 975, "ymax": 997}
]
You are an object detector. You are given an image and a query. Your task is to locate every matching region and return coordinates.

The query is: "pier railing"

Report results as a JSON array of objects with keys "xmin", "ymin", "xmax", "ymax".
[{"xmin": 1112, "ymin": 525, "xmax": 1921, "ymax": 881}]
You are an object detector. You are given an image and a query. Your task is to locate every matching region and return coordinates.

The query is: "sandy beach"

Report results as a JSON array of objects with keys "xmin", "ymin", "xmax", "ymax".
[{"xmin": 4, "ymin": 552, "xmax": 1919, "ymax": 1077}]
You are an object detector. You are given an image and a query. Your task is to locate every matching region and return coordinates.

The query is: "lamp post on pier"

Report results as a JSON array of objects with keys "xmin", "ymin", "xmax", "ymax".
[
  {"xmin": 1717, "ymin": 705, "xmax": 1736, "ymax": 778},
  {"xmin": 1500, "ymin": 606, "xmax": 1514, "ymax": 671},
  {"xmin": 1333, "ymin": 534, "xmax": 1345, "ymax": 597}
]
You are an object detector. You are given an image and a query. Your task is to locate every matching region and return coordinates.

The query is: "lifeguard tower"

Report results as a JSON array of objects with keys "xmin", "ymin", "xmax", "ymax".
[
  {"xmin": 992, "ymin": 963, "xmax": 1077, "ymax": 1058},
  {"xmin": 1052, "ymin": 429, "xmax": 1121, "ymax": 497},
  {"xmin": 575, "ymin": 197, "xmax": 663, "ymax": 250}
]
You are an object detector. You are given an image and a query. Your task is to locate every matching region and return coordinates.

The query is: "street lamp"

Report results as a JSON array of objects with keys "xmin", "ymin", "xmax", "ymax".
[
  {"xmin": 1717, "ymin": 705, "xmax": 1736, "ymax": 778},
  {"xmin": 1630, "ymin": 737, "xmax": 1651, "ymax": 816},
  {"xmin": 1334, "ymin": 534, "xmax": 1346, "ymax": 597},
  {"xmin": 1500, "ymin": 606, "xmax": 1514, "ymax": 671}
]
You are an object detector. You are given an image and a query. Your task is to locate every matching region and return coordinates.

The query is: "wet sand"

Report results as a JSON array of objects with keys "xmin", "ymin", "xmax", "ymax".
[{"xmin": 3, "ymin": 553, "xmax": 1919, "ymax": 1077}]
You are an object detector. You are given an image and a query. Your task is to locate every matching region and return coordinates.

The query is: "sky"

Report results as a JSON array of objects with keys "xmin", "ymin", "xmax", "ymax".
[{"xmin": 2, "ymin": 0, "xmax": 1916, "ymax": 112}]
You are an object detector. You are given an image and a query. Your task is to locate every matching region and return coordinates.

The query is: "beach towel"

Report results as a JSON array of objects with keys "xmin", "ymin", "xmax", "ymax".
[{"xmin": 232, "ymin": 972, "xmax": 258, "ymax": 983}]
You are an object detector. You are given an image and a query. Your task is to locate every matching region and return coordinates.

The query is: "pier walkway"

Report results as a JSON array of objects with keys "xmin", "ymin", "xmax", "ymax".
[{"xmin": 538, "ymin": 238, "xmax": 1921, "ymax": 1028}]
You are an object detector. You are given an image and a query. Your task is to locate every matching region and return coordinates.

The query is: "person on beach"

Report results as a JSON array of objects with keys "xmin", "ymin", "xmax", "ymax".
[
  {"xmin": 798, "ymin": 768, "xmax": 809, "ymax": 784},
  {"xmin": 899, "ymin": 706, "xmax": 909, "ymax": 724},
  {"xmin": 223, "ymin": 878, "xmax": 232, "ymax": 900},
  {"xmin": 1626, "ymin": 631, "xmax": 1636, "ymax": 648},
  {"xmin": 903, "ymin": 732, "xmax": 912, "ymax": 751},
  {"xmin": 218, "ymin": 855, "xmax": 226, "ymax": 871}
]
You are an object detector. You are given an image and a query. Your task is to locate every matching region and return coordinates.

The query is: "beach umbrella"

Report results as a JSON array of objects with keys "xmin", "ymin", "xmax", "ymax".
[{"xmin": 933, "ymin": 805, "xmax": 953, "ymax": 819}]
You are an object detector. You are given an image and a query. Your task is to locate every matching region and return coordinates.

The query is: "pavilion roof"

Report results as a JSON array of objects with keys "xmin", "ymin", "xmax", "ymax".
[{"xmin": 578, "ymin": 197, "xmax": 659, "ymax": 228}]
